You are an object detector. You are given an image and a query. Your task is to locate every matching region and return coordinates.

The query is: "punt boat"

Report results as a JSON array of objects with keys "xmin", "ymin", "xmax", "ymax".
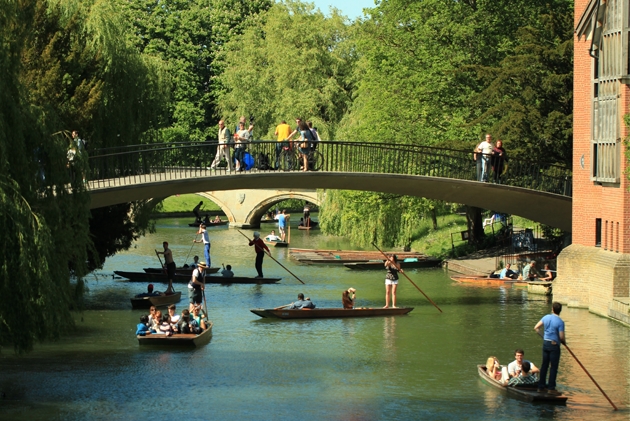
[
  {"xmin": 477, "ymin": 364, "xmax": 568, "ymax": 404},
  {"xmin": 137, "ymin": 322, "xmax": 213, "ymax": 346},
  {"xmin": 130, "ymin": 291, "xmax": 182, "ymax": 309},
  {"xmin": 450, "ymin": 275, "xmax": 520, "ymax": 286},
  {"xmin": 264, "ymin": 240, "xmax": 289, "ymax": 248},
  {"xmin": 250, "ymin": 307, "xmax": 413, "ymax": 319},
  {"xmin": 116, "ymin": 271, "xmax": 280, "ymax": 284},
  {"xmin": 188, "ymin": 221, "xmax": 228, "ymax": 227},
  {"xmin": 344, "ymin": 259, "xmax": 442, "ymax": 270}
]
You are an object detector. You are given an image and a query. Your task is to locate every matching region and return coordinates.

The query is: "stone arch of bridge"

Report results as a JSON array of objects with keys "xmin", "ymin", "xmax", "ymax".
[{"xmin": 243, "ymin": 192, "xmax": 321, "ymax": 227}]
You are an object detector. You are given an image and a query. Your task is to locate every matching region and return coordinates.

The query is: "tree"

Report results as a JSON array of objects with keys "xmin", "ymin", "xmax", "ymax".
[
  {"xmin": 121, "ymin": 0, "xmax": 272, "ymax": 143},
  {"xmin": 215, "ymin": 0, "xmax": 356, "ymax": 140},
  {"xmin": 0, "ymin": 0, "xmax": 169, "ymax": 353}
]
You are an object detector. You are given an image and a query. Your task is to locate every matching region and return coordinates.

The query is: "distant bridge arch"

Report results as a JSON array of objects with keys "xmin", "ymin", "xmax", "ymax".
[{"xmin": 192, "ymin": 189, "xmax": 319, "ymax": 227}]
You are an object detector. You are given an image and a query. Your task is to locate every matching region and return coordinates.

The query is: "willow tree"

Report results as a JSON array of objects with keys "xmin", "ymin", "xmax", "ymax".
[
  {"xmin": 0, "ymin": 0, "xmax": 168, "ymax": 353},
  {"xmin": 215, "ymin": 0, "xmax": 356, "ymax": 140}
]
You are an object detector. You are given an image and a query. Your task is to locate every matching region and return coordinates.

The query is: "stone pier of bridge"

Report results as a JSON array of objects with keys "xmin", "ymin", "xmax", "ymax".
[{"xmin": 192, "ymin": 189, "xmax": 320, "ymax": 228}]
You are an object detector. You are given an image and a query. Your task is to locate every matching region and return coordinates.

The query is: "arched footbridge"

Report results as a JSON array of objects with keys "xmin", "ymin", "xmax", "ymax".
[{"xmin": 85, "ymin": 141, "xmax": 573, "ymax": 231}]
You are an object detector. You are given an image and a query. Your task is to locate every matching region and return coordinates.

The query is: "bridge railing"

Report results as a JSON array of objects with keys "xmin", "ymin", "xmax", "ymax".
[{"xmin": 87, "ymin": 141, "xmax": 572, "ymax": 197}]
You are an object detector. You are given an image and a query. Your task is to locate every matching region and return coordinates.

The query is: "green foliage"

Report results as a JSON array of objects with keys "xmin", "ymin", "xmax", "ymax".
[
  {"xmin": 122, "ymin": 0, "xmax": 272, "ymax": 143},
  {"xmin": 215, "ymin": 0, "xmax": 356, "ymax": 140},
  {"xmin": 466, "ymin": 4, "xmax": 574, "ymax": 165}
]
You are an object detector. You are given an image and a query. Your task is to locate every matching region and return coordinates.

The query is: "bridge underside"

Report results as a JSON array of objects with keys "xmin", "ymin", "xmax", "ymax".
[{"xmin": 88, "ymin": 172, "xmax": 572, "ymax": 231}]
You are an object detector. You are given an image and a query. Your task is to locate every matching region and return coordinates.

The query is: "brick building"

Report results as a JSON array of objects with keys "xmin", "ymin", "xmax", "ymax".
[{"xmin": 554, "ymin": 0, "xmax": 630, "ymax": 324}]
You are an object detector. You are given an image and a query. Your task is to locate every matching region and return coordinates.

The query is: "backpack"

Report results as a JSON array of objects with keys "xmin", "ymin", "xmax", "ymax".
[{"xmin": 257, "ymin": 153, "xmax": 271, "ymax": 170}]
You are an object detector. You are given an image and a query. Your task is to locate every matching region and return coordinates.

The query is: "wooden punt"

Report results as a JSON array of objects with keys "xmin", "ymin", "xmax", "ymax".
[
  {"xmin": 290, "ymin": 248, "xmax": 429, "ymax": 265},
  {"xmin": 142, "ymin": 267, "xmax": 220, "ymax": 275},
  {"xmin": 116, "ymin": 271, "xmax": 279, "ymax": 284},
  {"xmin": 477, "ymin": 365, "xmax": 568, "ymax": 404},
  {"xmin": 344, "ymin": 259, "xmax": 442, "ymax": 270},
  {"xmin": 265, "ymin": 240, "xmax": 289, "ymax": 248},
  {"xmin": 137, "ymin": 322, "xmax": 213, "ymax": 346},
  {"xmin": 250, "ymin": 307, "xmax": 413, "ymax": 319},
  {"xmin": 130, "ymin": 291, "xmax": 182, "ymax": 309},
  {"xmin": 450, "ymin": 275, "xmax": 520, "ymax": 286}
]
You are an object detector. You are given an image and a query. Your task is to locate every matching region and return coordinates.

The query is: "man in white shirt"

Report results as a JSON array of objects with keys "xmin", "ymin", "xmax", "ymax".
[
  {"xmin": 507, "ymin": 349, "xmax": 540, "ymax": 378},
  {"xmin": 475, "ymin": 133, "xmax": 494, "ymax": 182},
  {"xmin": 194, "ymin": 224, "xmax": 211, "ymax": 268}
]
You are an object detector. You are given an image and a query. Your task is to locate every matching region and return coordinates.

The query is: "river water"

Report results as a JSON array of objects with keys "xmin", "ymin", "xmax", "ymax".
[{"xmin": 1, "ymin": 218, "xmax": 628, "ymax": 420}]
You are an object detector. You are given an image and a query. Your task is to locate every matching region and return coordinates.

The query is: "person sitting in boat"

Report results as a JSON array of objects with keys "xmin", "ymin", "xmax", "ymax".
[
  {"xmin": 188, "ymin": 255, "xmax": 200, "ymax": 269},
  {"xmin": 499, "ymin": 263, "xmax": 518, "ymax": 280},
  {"xmin": 298, "ymin": 218, "xmax": 304, "ymax": 227},
  {"xmin": 539, "ymin": 263, "xmax": 555, "ymax": 281},
  {"xmin": 221, "ymin": 264, "xmax": 234, "ymax": 278},
  {"xmin": 158, "ymin": 314, "xmax": 174, "ymax": 337},
  {"xmin": 190, "ymin": 305, "xmax": 207, "ymax": 334},
  {"xmin": 265, "ymin": 230, "xmax": 281, "ymax": 242},
  {"xmin": 507, "ymin": 349, "xmax": 539, "ymax": 379},
  {"xmin": 150, "ymin": 310, "xmax": 162, "ymax": 333},
  {"xmin": 486, "ymin": 356, "xmax": 509, "ymax": 384},
  {"xmin": 288, "ymin": 293, "xmax": 308, "ymax": 309},
  {"xmin": 167, "ymin": 304, "xmax": 180, "ymax": 332},
  {"xmin": 147, "ymin": 306, "xmax": 157, "ymax": 326},
  {"xmin": 342, "ymin": 288, "xmax": 356, "ymax": 309},
  {"xmin": 507, "ymin": 361, "xmax": 538, "ymax": 387},
  {"xmin": 213, "ymin": 215, "xmax": 222, "ymax": 223},
  {"xmin": 136, "ymin": 315, "xmax": 151, "ymax": 336},
  {"xmin": 135, "ymin": 283, "xmax": 162, "ymax": 297},
  {"xmin": 522, "ymin": 261, "xmax": 539, "ymax": 281},
  {"xmin": 177, "ymin": 309, "xmax": 191, "ymax": 333}
]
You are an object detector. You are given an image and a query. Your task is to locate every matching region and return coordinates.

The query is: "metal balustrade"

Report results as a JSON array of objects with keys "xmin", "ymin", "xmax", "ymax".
[{"xmin": 86, "ymin": 140, "xmax": 572, "ymax": 197}]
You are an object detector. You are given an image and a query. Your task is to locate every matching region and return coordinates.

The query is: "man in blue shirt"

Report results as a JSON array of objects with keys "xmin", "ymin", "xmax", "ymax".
[
  {"xmin": 277, "ymin": 210, "xmax": 289, "ymax": 242},
  {"xmin": 499, "ymin": 263, "xmax": 518, "ymax": 279},
  {"xmin": 534, "ymin": 302, "xmax": 566, "ymax": 394}
]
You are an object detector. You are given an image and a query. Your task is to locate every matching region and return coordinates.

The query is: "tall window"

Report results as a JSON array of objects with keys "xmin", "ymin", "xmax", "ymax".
[{"xmin": 582, "ymin": 0, "xmax": 624, "ymax": 183}]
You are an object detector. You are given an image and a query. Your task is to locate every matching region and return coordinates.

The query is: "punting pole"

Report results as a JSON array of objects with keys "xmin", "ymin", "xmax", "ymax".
[
  {"xmin": 372, "ymin": 243, "xmax": 442, "ymax": 313},
  {"xmin": 237, "ymin": 230, "xmax": 305, "ymax": 284},
  {"xmin": 154, "ymin": 249, "xmax": 165, "ymax": 273}
]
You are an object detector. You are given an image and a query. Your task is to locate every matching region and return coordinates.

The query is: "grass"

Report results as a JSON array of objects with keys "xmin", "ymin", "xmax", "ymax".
[
  {"xmin": 157, "ymin": 194, "xmax": 221, "ymax": 213},
  {"xmin": 409, "ymin": 213, "xmax": 519, "ymax": 258}
]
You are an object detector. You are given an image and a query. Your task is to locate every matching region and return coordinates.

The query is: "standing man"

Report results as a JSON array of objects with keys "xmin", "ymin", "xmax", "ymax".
[
  {"xmin": 277, "ymin": 209, "xmax": 289, "ymax": 242},
  {"xmin": 274, "ymin": 120, "xmax": 292, "ymax": 169},
  {"xmin": 193, "ymin": 224, "xmax": 211, "ymax": 268},
  {"xmin": 475, "ymin": 133, "xmax": 494, "ymax": 182},
  {"xmin": 188, "ymin": 262, "xmax": 206, "ymax": 311},
  {"xmin": 534, "ymin": 302, "xmax": 566, "ymax": 395},
  {"xmin": 249, "ymin": 232, "xmax": 270, "ymax": 278},
  {"xmin": 156, "ymin": 241, "xmax": 176, "ymax": 294},
  {"xmin": 210, "ymin": 120, "xmax": 232, "ymax": 171}
]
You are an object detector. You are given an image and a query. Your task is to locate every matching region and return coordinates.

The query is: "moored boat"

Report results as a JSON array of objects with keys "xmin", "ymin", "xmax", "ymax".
[
  {"xmin": 344, "ymin": 259, "xmax": 442, "ymax": 270},
  {"xmin": 137, "ymin": 322, "xmax": 213, "ymax": 346},
  {"xmin": 130, "ymin": 291, "xmax": 182, "ymax": 309},
  {"xmin": 250, "ymin": 307, "xmax": 413, "ymax": 319},
  {"xmin": 477, "ymin": 364, "xmax": 568, "ymax": 404},
  {"xmin": 290, "ymin": 248, "xmax": 429, "ymax": 265},
  {"xmin": 116, "ymin": 271, "xmax": 281, "ymax": 284},
  {"xmin": 450, "ymin": 275, "xmax": 519, "ymax": 286}
]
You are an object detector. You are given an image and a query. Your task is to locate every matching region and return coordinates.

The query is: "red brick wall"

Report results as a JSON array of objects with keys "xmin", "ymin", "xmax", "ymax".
[{"xmin": 573, "ymin": 0, "xmax": 630, "ymax": 254}]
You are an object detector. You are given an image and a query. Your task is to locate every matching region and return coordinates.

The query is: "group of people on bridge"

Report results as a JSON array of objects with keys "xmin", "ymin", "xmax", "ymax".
[
  {"xmin": 474, "ymin": 133, "xmax": 508, "ymax": 184},
  {"xmin": 209, "ymin": 116, "xmax": 321, "ymax": 173}
]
